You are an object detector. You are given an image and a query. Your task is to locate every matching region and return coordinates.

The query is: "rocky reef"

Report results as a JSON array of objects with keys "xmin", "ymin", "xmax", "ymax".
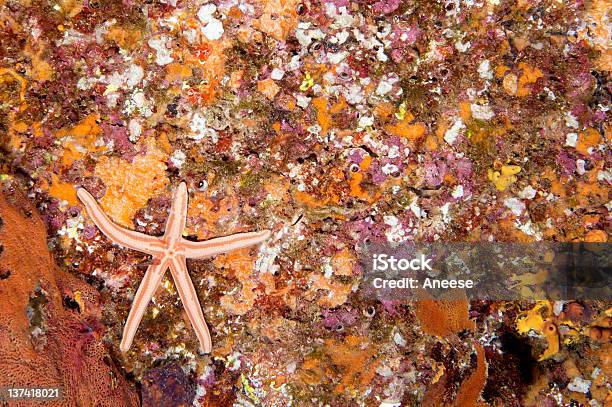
[{"xmin": 0, "ymin": 0, "xmax": 610, "ymax": 404}]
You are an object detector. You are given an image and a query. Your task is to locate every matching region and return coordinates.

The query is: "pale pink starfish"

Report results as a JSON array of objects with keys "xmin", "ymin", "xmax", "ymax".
[{"xmin": 77, "ymin": 182, "xmax": 270, "ymax": 353}]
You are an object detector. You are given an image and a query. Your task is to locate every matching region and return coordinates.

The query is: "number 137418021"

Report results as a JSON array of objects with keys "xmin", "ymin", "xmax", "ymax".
[{"xmin": 1, "ymin": 387, "xmax": 63, "ymax": 401}]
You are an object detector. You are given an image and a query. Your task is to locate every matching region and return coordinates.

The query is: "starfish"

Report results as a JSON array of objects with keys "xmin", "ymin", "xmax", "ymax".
[{"xmin": 77, "ymin": 182, "xmax": 270, "ymax": 353}]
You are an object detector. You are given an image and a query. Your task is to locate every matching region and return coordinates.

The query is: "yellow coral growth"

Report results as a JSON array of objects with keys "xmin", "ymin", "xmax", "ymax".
[
  {"xmin": 516, "ymin": 301, "xmax": 559, "ymax": 361},
  {"xmin": 93, "ymin": 138, "xmax": 168, "ymax": 227},
  {"xmin": 487, "ymin": 165, "xmax": 521, "ymax": 191}
]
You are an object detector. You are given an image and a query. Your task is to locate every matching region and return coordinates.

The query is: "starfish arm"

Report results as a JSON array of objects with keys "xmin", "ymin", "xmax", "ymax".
[
  {"xmin": 119, "ymin": 259, "xmax": 169, "ymax": 352},
  {"xmin": 182, "ymin": 230, "xmax": 271, "ymax": 259},
  {"xmin": 168, "ymin": 256, "xmax": 212, "ymax": 353},
  {"xmin": 77, "ymin": 188, "xmax": 162, "ymax": 255},
  {"xmin": 164, "ymin": 182, "xmax": 188, "ymax": 244}
]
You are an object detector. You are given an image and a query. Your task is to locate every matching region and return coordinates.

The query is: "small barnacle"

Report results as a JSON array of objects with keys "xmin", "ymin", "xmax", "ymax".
[
  {"xmin": 166, "ymin": 103, "xmax": 178, "ymax": 117},
  {"xmin": 196, "ymin": 179, "xmax": 208, "ymax": 191},
  {"xmin": 363, "ymin": 305, "xmax": 376, "ymax": 318},
  {"xmin": 308, "ymin": 41, "xmax": 324, "ymax": 55},
  {"xmin": 296, "ymin": 2, "xmax": 307, "ymax": 15},
  {"xmin": 338, "ymin": 70, "xmax": 351, "ymax": 81},
  {"xmin": 0, "ymin": 267, "xmax": 11, "ymax": 279}
]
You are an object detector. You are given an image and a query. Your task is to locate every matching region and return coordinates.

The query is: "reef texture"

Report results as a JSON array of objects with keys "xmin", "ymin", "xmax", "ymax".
[
  {"xmin": 0, "ymin": 0, "xmax": 610, "ymax": 404},
  {"xmin": 0, "ymin": 181, "xmax": 139, "ymax": 406}
]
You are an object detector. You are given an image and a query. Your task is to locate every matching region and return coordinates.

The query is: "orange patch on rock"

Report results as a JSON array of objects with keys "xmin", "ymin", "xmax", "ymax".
[
  {"xmin": 105, "ymin": 26, "xmax": 142, "ymax": 49},
  {"xmin": 584, "ymin": 229, "xmax": 607, "ymax": 242},
  {"xmin": 165, "ymin": 62, "xmax": 192, "ymax": 83},
  {"xmin": 187, "ymin": 190, "xmax": 239, "ymax": 239},
  {"xmin": 93, "ymin": 138, "xmax": 168, "ymax": 227},
  {"xmin": 497, "ymin": 63, "xmax": 542, "ymax": 97},
  {"xmin": 312, "ymin": 97, "xmax": 332, "ymax": 136},
  {"xmin": 415, "ymin": 291, "xmax": 476, "ymax": 337},
  {"xmin": 516, "ymin": 62, "xmax": 543, "ymax": 97},
  {"xmin": 214, "ymin": 249, "xmax": 260, "ymax": 316},
  {"xmin": 57, "ymin": 114, "xmax": 104, "ymax": 167},
  {"xmin": 580, "ymin": 0, "xmax": 611, "ymax": 70},
  {"xmin": 454, "ymin": 342, "xmax": 489, "ymax": 407},
  {"xmin": 373, "ymin": 102, "xmax": 395, "ymax": 122},
  {"xmin": 264, "ymin": 175, "xmax": 290, "ymax": 201},
  {"xmin": 575, "ymin": 128, "xmax": 601, "ymax": 156},
  {"xmin": 299, "ymin": 353, "xmax": 327, "ymax": 386},
  {"xmin": 349, "ymin": 155, "xmax": 381, "ymax": 203},
  {"xmin": 48, "ymin": 173, "xmax": 78, "ymax": 205},
  {"xmin": 576, "ymin": 167, "xmax": 608, "ymax": 208},
  {"xmin": 294, "ymin": 190, "xmax": 332, "ymax": 208},
  {"xmin": 384, "ymin": 112, "xmax": 426, "ymax": 141},
  {"xmin": 185, "ymin": 40, "xmax": 229, "ymax": 106},
  {"xmin": 323, "ymin": 335, "xmax": 378, "ymax": 395},
  {"xmin": 331, "ymin": 248, "xmax": 355, "ymax": 277},
  {"xmin": 496, "ymin": 217, "xmax": 536, "ymax": 243},
  {"xmin": 30, "ymin": 51, "xmax": 54, "ymax": 82},
  {"xmin": 59, "ymin": 0, "xmax": 83, "ymax": 17},
  {"xmin": 329, "ymin": 96, "xmax": 347, "ymax": 114},
  {"xmin": 252, "ymin": 0, "xmax": 299, "ymax": 41},
  {"xmin": 257, "ymin": 78, "xmax": 280, "ymax": 100},
  {"xmin": 6, "ymin": 117, "xmax": 28, "ymax": 151},
  {"xmin": 0, "ymin": 68, "xmax": 27, "ymax": 103},
  {"xmin": 459, "ymin": 101, "xmax": 472, "ymax": 122},
  {"xmin": 307, "ymin": 274, "xmax": 352, "ymax": 308}
]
